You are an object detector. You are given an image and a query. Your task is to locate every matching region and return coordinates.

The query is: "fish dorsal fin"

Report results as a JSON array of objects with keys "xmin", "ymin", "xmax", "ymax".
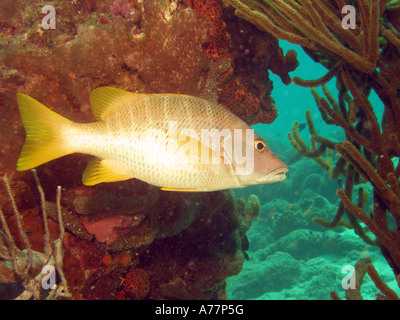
[
  {"xmin": 89, "ymin": 87, "xmax": 141, "ymax": 121},
  {"xmin": 82, "ymin": 158, "xmax": 133, "ymax": 186}
]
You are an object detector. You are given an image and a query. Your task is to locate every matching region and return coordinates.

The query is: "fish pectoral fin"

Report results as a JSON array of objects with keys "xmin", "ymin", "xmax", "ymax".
[
  {"xmin": 90, "ymin": 87, "xmax": 144, "ymax": 121},
  {"xmin": 82, "ymin": 159, "xmax": 133, "ymax": 186},
  {"xmin": 160, "ymin": 187, "xmax": 210, "ymax": 192},
  {"xmin": 171, "ymin": 133, "xmax": 223, "ymax": 165}
]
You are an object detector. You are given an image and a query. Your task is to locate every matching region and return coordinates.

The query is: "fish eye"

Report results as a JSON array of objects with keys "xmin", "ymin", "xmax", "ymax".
[{"xmin": 254, "ymin": 138, "xmax": 267, "ymax": 152}]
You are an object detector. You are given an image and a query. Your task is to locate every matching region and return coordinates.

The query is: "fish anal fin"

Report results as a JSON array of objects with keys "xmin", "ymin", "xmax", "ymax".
[
  {"xmin": 82, "ymin": 158, "xmax": 133, "ymax": 186},
  {"xmin": 89, "ymin": 87, "xmax": 143, "ymax": 121}
]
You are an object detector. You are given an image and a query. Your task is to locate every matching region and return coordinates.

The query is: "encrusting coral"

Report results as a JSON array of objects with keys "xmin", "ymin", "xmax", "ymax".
[
  {"xmin": 225, "ymin": 0, "xmax": 400, "ymax": 299},
  {"xmin": 190, "ymin": 0, "xmax": 299, "ymax": 124}
]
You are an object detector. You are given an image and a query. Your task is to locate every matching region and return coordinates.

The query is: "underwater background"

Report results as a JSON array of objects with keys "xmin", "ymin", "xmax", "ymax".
[
  {"xmin": 1, "ymin": 0, "xmax": 400, "ymax": 300},
  {"xmin": 227, "ymin": 41, "xmax": 397, "ymax": 300}
]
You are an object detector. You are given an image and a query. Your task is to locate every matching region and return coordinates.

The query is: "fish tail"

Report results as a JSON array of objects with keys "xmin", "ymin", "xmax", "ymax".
[{"xmin": 16, "ymin": 93, "xmax": 74, "ymax": 171}]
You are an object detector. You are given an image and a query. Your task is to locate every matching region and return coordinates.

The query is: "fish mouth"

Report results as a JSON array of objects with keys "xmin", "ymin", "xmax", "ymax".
[{"xmin": 265, "ymin": 167, "xmax": 289, "ymax": 183}]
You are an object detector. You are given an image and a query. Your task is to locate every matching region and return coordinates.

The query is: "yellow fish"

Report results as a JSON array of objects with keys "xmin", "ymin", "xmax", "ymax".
[{"xmin": 16, "ymin": 87, "xmax": 288, "ymax": 192}]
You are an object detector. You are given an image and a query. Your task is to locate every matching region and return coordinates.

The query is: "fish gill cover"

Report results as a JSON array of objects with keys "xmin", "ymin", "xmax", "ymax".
[{"xmin": 0, "ymin": 0, "xmax": 399, "ymax": 301}]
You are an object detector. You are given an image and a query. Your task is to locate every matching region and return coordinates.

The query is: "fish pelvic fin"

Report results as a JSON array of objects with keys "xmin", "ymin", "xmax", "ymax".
[
  {"xmin": 16, "ymin": 93, "xmax": 73, "ymax": 171},
  {"xmin": 82, "ymin": 158, "xmax": 133, "ymax": 186}
]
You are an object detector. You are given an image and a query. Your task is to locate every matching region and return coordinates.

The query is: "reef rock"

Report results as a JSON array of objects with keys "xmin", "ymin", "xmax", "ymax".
[{"xmin": 0, "ymin": 0, "xmax": 296, "ymax": 300}]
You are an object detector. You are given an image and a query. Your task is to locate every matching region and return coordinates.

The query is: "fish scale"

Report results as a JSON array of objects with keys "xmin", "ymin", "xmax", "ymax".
[{"xmin": 74, "ymin": 94, "xmax": 245, "ymax": 190}]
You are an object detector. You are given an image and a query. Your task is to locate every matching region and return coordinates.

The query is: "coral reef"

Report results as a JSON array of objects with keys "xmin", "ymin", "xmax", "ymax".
[
  {"xmin": 120, "ymin": 267, "xmax": 150, "ymax": 300},
  {"xmin": 229, "ymin": 168, "xmax": 391, "ymax": 300},
  {"xmin": 225, "ymin": 0, "xmax": 400, "ymax": 299},
  {"xmin": 0, "ymin": 170, "xmax": 70, "ymax": 299},
  {"xmin": 231, "ymin": 251, "xmax": 302, "ymax": 298},
  {"xmin": 1, "ymin": 171, "xmax": 260, "ymax": 300},
  {"xmin": 0, "ymin": 0, "xmax": 298, "ymax": 299},
  {"xmin": 191, "ymin": 0, "xmax": 299, "ymax": 124},
  {"xmin": 224, "ymin": 0, "xmax": 380, "ymax": 75},
  {"xmin": 228, "ymin": 224, "xmax": 385, "ymax": 300}
]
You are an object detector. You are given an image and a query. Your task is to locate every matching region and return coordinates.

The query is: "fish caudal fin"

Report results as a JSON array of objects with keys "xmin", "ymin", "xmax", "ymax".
[{"xmin": 16, "ymin": 93, "xmax": 73, "ymax": 171}]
